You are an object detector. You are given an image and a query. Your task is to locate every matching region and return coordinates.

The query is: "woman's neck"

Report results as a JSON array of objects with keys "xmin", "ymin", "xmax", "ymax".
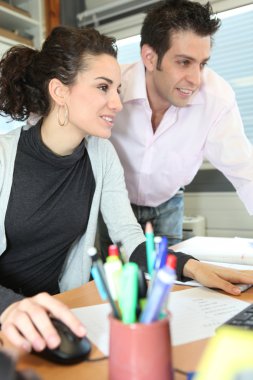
[{"xmin": 41, "ymin": 114, "xmax": 85, "ymax": 156}]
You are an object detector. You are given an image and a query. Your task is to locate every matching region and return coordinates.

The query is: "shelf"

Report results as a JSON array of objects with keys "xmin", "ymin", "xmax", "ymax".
[
  {"xmin": 0, "ymin": 26, "xmax": 33, "ymax": 46},
  {"xmin": 0, "ymin": 0, "xmax": 44, "ymax": 55},
  {"xmin": 0, "ymin": 5, "xmax": 38, "ymax": 30}
]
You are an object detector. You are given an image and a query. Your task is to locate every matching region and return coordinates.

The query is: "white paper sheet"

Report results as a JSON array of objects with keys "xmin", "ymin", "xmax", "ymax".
[
  {"xmin": 71, "ymin": 287, "xmax": 249, "ymax": 353},
  {"xmin": 72, "ymin": 303, "xmax": 111, "ymax": 355},
  {"xmin": 169, "ymin": 287, "xmax": 249, "ymax": 346},
  {"xmin": 173, "ymin": 236, "xmax": 253, "ymax": 265}
]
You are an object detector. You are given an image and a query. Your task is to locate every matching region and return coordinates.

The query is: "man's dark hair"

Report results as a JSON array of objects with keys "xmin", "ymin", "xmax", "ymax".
[{"xmin": 141, "ymin": 0, "xmax": 221, "ymax": 69}]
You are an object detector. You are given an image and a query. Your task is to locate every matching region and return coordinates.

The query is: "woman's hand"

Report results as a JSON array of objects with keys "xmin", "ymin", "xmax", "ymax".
[
  {"xmin": 0, "ymin": 292, "xmax": 86, "ymax": 352},
  {"xmin": 183, "ymin": 259, "xmax": 253, "ymax": 295}
]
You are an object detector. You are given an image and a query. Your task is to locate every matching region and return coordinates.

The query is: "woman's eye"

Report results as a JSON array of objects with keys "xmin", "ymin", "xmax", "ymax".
[{"xmin": 98, "ymin": 84, "xmax": 108, "ymax": 92}]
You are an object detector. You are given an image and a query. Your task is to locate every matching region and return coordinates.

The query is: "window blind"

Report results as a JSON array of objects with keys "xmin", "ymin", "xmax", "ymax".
[{"xmin": 209, "ymin": 8, "xmax": 253, "ymax": 142}]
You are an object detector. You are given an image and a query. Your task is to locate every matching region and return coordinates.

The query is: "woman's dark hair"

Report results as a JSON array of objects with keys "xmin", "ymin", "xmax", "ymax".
[
  {"xmin": 0, "ymin": 26, "xmax": 118, "ymax": 121},
  {"xmin": 141, "ymin": 0, "xmax": 221, "ymax": 69}
]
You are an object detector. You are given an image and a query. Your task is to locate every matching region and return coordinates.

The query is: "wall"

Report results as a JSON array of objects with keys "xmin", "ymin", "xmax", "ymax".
[{"xmin": 185, "ymin": 192, "xmax": 253, "ymax": 238}]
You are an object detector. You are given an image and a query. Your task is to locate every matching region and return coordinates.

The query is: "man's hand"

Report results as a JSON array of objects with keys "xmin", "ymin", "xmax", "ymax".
[
  {"xmin": 183, "ymin": 259, "xmax": 253, "ymax": 295},
  {"xmin": 0, "ymin": 292, "xmax": 86, "ymax": 352}
]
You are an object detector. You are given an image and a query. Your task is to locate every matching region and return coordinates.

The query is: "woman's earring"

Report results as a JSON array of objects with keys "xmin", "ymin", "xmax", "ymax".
[{"xmin": 57, "ymin": 104, "xmax": 69, "ymax": 126}]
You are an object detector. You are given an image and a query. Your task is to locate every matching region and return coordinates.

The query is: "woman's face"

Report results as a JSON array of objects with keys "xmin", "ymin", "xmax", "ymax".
[{"xmin": 65, "ymin": 53, "xmax": 122, "ymax": 139}]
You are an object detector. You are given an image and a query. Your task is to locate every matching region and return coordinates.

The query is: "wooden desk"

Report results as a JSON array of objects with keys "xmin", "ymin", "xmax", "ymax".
[{"xmin": 1, "ymin": 281, "xmax": 253, "ymax": 380}]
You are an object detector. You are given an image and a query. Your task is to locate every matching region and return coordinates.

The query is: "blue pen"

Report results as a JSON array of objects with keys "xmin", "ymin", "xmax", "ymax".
[
  {"xmin": 139, "ymin": 263, "xmax": 176, "ymax": 324},
  {"xmin": 88, "ymin": 247, "xmax": 121, "ymax": 319},
  {"xmin": 91, "ymin": 265, "xmax": 108, "ymax": 301},
  {"xmin": 148, "ymin": 235, "xmax": 168, "ymax": 296},
  {"xmin": 153, "ymin": 236, "xmax": 168, "ymax": 271}
]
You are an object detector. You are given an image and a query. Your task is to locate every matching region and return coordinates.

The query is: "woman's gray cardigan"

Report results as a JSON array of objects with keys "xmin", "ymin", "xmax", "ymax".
[{"xmin": 0, "ymin": 126, "xmax": 145, "ymax": 313}]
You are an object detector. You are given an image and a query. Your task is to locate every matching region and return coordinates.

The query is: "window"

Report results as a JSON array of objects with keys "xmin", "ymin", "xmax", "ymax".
[{"xmin": 116, "ymin": 4, "xmax": 253, "ymax": 143}]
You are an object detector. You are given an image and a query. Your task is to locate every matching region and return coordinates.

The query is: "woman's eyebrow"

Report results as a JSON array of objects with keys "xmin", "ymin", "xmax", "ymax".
[{"xmin": 95, "ymin": 76, "xmax": 113, "ymax": 84}]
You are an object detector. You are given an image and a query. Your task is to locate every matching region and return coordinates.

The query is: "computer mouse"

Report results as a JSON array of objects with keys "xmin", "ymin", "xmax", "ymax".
[{"xmin": 33, "ymin": 317, "xmax": 92, "ymax": 365}]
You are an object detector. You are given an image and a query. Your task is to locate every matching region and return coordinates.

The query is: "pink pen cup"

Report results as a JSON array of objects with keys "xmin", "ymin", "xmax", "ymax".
[{"xmin": 109, "ymin": 315, "xmax": 173, "ymax": 380}]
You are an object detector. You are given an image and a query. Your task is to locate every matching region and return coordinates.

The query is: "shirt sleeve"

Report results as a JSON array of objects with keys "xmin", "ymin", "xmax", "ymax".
[
  {"xmin": 0, "ymin": 286, "xmax": 24, "ymax": 315},
  {"xmin": 204, "ymin": 100, "xmax": 253, "ymax": 215},
  {"xmin": 129, "ymin": 242, "xmax": 197, "ymax": 281}
]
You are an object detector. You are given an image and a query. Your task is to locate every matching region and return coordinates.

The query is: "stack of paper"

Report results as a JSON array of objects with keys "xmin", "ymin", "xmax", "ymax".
[{"xmin": 173, "ymin": 236, "xmax": 253, "ymax": 265}]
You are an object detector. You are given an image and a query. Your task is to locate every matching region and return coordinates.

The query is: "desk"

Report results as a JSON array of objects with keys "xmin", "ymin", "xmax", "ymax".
[{"xmin": 1, "ymin": 279, "xmax": 253, "ymax": 379}]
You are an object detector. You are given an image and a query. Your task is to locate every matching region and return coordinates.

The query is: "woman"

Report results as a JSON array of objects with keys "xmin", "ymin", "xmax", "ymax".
[{"xmin": 0, "ymin": 25, "xmax": 253, "ymax": 354}]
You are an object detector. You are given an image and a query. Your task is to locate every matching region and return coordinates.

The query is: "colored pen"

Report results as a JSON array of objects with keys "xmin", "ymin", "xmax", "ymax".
[
  {"xmin": 139, "ymin": 262, "xmax": 176, "ymax": 324},
  {"xmin": 145, "ymin": 221, "xmax": 155, "ymax": 276},
  {"xmin": 118, "ymin": 262, "xmax": 139, "ymax": 324},
  {"xmin": 154, "ymin": 236, "xmax": 162, "ymax": 257},
  {"xmin": 104, "ymin": 247, "xmax": 123, "ymax": 300},
  {"xmin": 88, "ymin": 247, "xmax": 121, "ymax": 319},
  {"xmin": 136, "ymin": 267, "xmax": 148, "ymax": 318},
  {"xmin": 116, "ymin": 241, "xmax": 127, "ymax": 264},
  {"xmin": 148, "ymin": 235, "xmax": 168, "ymax": 296},
  {"xmin": 159, "ymin": 254, "xmax": 177, "ymax": 318},
  {"xmin": 108, "ymin": 244, "xmax": 120, "ymax": 260},
  {"xmin": 153, "ymin": 236, "xmax": 168, "ymax": 271}
]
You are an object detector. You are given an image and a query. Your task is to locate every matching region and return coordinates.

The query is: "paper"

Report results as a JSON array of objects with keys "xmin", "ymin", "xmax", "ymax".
[
  {"xmin": 169, "ymin": 287, "xmax": 249, "ymax": 346},
  {"xmin": 173, "ymin": 236, "xmax": 253, "ymax": 265},
  {"xmin": 72, "ymin": 303, "xmax": 111, "ymax": 355},
  {"xmin": 71, "ymin": 287, "xmax": 249, "ymax": 352}
]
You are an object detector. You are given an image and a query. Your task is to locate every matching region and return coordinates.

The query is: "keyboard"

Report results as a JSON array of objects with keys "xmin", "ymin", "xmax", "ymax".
[{"xmin": 222, "ymin": 303, "xmax": 253, "ymax": 329}]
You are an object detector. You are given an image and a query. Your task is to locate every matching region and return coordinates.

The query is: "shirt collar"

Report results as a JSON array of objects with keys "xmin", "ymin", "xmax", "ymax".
[{"xmin": 121, "ymin": 61, "xmax": 148, "ymax": 103}]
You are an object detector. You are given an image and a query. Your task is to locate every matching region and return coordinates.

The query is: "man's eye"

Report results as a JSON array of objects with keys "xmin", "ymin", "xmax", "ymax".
[
  {"xmin": 98, "ymin": 84, "xmax": 108, "ymax": 92},
  {"xmin": 178, "ymin": 60, "xmax": 189, "ymax": 66},
  {"xmin": 200, "ymin": 62, "xmax": 208, "ymax": 70}
]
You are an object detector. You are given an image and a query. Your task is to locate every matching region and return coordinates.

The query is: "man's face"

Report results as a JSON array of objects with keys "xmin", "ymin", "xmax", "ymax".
[{"xmin": 145, "ymin": 30, "xmax": 211, "ymax": 109}]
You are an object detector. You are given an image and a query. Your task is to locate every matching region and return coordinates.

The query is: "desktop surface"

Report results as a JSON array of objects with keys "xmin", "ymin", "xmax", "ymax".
[
  {"xmin": 1, "ymin": 257, "xmax": 253, "ymax": 379},
  {"xmin": 2, "ymin": 282, "xmax": 252, "ymax": 380}
]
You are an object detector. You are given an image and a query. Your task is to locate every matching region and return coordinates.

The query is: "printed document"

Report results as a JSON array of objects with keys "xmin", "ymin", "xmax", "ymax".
[{"xmin": 72, "ymin": 287, "xmax": 249, "ymax": 354}]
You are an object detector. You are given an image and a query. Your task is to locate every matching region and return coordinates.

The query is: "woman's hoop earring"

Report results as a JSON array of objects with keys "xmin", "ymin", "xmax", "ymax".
[{"xmin": 57, "ymin": 104, "xmax": 69, "ymax": 127}]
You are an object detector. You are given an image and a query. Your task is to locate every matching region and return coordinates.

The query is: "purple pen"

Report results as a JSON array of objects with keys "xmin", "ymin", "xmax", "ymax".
[{"xmin": 140, "ymin": 262, "xmax": 176, "ymax": 324}]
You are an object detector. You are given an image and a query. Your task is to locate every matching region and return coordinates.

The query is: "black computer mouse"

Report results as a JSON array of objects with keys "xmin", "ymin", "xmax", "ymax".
[{"xmin": 33, "ymin": 317, "xmax": 92, "ymax": 365}]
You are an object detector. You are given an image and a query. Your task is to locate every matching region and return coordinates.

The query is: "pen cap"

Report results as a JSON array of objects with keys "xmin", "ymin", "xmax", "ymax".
[
  {"xmin": 166, "ymin": 254, "xmax": 177, "ymax": 271},
  {"xmin": 88, "ymin": 246, "xmax": 100, "ymax": 263},
  {"xmin": 108, "ymin": 244, "xmax": 119, "ymax": 257}
]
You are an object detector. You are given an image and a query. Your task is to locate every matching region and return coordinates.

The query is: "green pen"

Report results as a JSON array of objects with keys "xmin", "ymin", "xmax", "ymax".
[
  {"xmin": 118, "ymin": 262, "xmax": 139, "ymax": 324},
  {"xmin": 145, "ymin": 221, "xmax": 155, "ymax": 276}
]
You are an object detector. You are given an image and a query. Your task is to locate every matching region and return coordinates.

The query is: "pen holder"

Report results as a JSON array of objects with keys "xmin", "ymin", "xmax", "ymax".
[{"xmin": 109, "ymin": 315, "xmax": 173, "ymax": 380}]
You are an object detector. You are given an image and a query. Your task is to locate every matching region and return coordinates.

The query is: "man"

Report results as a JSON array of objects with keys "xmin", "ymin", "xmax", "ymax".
[{"xmin": 99, "ymin": 0, "xmax": 253, "ymax": 257}]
